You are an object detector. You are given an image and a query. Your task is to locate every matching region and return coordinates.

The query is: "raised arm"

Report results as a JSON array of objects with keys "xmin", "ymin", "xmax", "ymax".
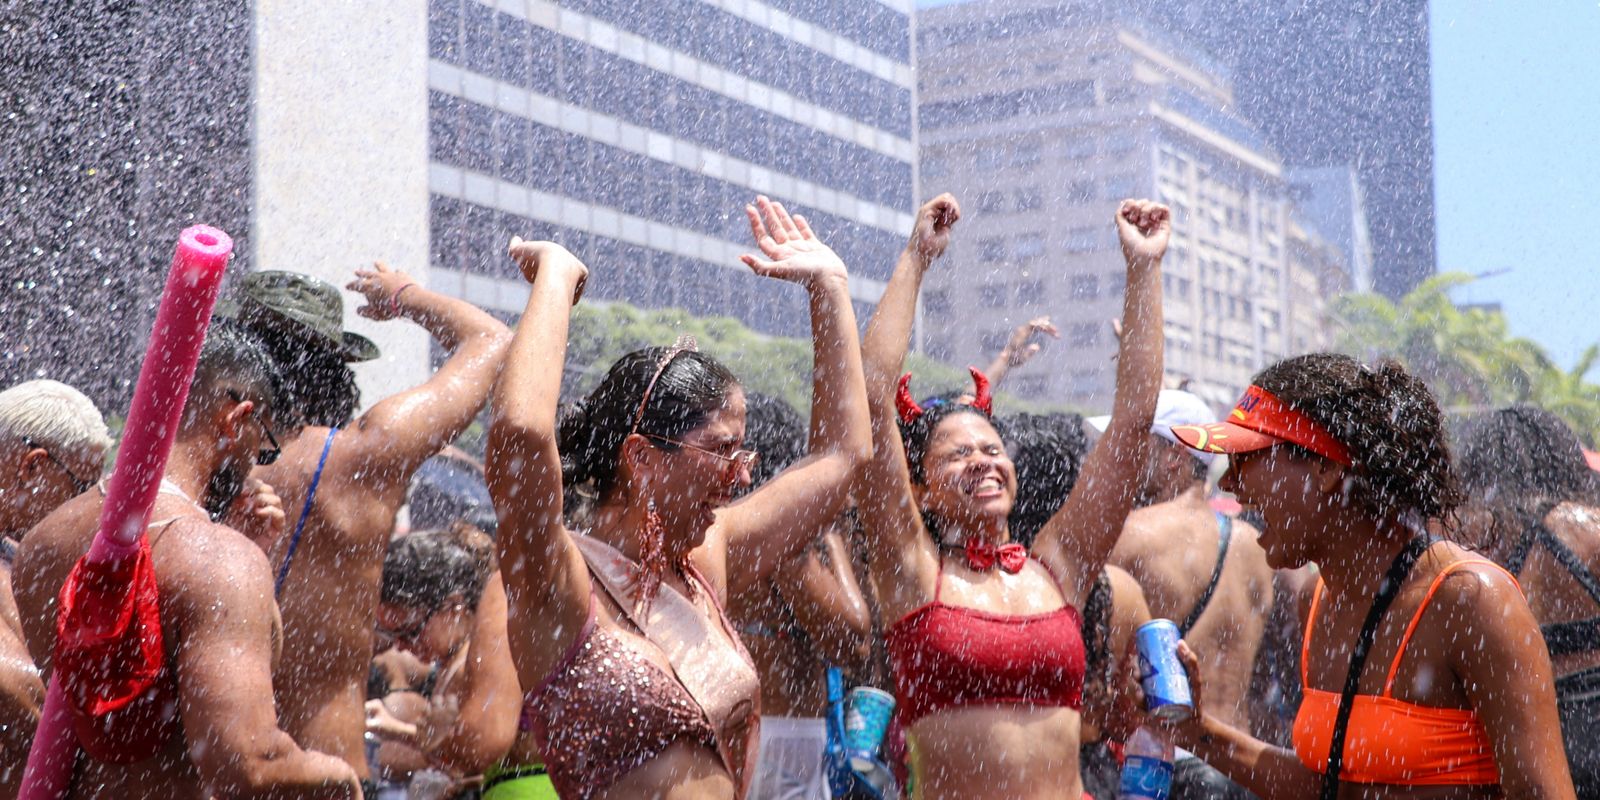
[
  {"xmin": 1033, "ymin": 200, "xmax": 1166, "ymax": 608},
  {"xmin": 177, "ymin": 529, "xmax": 360, "ymax": 799},
  {"xmin": 855, "ymin": 194, "xmax": 959, "ymax": 615},
  {"xmin": 775, "ymin": 528, "xmax": 873, "ymax": 672},
  {"xmin": 983, "ymin": 316, "xmax": 1060, "ymax": 388},
  {"xmin": 338, "ymin": 263, "xmax": 511, "ymax": 477},
  {"xmin": 427, "ymin": 571, "xmax": 520, "ymax": 774},
  {"xmin": 698, "ymin": 197, "xmax": 872, "ymax": 600},
  {"xmin": 485, "ymin": 240, "xmax": 592, "ymax": 687}
]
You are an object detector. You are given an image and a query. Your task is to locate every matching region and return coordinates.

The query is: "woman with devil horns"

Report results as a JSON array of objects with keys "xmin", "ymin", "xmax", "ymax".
[
  {"xmin": 854, "ymin": 194, "xmax": 1168, "ymax": 800},
  {"xmin": 485, "ymin": 197, "xmax": 871, "ymax": 800}
]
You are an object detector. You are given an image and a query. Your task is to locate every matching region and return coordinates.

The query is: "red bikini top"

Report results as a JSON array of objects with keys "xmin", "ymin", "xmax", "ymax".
[{"xmin": 885, "ymin": 555, "xmax": 1086, "ymax": 724}]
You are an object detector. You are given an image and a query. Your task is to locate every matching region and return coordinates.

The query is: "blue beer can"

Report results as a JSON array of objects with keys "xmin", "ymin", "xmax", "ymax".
[{"xmin": 1136, "ymin": 619, "xmax": 1193, "ymax": 722}]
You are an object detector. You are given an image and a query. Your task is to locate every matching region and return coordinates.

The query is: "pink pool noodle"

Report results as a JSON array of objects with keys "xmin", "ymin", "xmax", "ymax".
[{"xmin": 20, "ymin": 225, "xmax": 234, "ymax": 800}]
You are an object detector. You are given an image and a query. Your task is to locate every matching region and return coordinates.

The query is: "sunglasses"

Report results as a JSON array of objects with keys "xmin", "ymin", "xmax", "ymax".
[
  {"xmin": 22, "ymin": 437, "xmax": 95, "ymax": 495},
  {"xmin": 642, "ymin": 434, "xmax": 759, "ymax": 480},
  {"xmin": 226, "ymin": 390, "xmax": 282, "ymax": 466},
  {"xmin": 374, "ymin": 612, "xmax": 431, "ymax": 645}
]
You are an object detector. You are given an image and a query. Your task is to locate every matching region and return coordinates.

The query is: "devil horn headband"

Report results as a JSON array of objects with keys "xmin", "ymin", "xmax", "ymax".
[
  {"xmin": 968, "ymin": 366, "xmax": 993, "ymax": 416},
  {"xmin": 895, "ymin": 368, "xmax": 995, "ymax": 425},
  {"xmin": 896, "ymin": 373, "xmax": 924, "ymax": 425}
]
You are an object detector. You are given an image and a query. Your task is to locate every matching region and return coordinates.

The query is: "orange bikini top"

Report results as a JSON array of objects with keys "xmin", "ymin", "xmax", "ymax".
[{"xmin": 1293, "ymin": 559, "xmax": 1515, "ymax": 787}]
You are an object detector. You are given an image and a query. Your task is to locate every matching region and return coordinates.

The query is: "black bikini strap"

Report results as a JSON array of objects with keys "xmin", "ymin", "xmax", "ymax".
[
  {"xmin": 1505, "ymin": 498, "xmax": 1563, "ymax": 575},
  {"xmin": 1321, "ymin": 534, "xmax": 1435, "ymax": 800},
  {"xmin": 1180, "ymin": 514, "xmax": 1232, "ymax": 637},
  {"xmin": 1536, "ymin": 526, "xmax": 1600, "ymax": 608}
]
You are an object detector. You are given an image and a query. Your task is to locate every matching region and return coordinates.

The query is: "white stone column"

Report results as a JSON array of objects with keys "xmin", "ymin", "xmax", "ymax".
[{"xmin": 251, "ymin": 0, "xmax": 432, "ymax": 407}]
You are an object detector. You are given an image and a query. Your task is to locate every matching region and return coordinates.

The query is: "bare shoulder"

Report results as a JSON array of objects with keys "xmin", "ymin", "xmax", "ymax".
[
  {"xmin": 158, "ymin": 519, "xmax": 276, "ymax": 612},
  {"xmin": 1114, "ymin": 505, "xmax": 1180, "ymax": 556},
  {"xmin": 1428, "ymin": 549, "xmax": 1528, "ymax": 623}
]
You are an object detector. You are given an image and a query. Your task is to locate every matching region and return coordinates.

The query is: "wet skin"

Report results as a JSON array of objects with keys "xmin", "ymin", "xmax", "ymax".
[
  {"xmin": 1111, "ymin": 483, "xmax": 1273, "ymax": 732},
  {"xmin": 1174, "ymin": 445, "xmax": 1576, "ymax": 799}
]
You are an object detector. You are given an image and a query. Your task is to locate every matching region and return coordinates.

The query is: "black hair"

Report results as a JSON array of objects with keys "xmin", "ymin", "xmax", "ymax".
[
  {"xmin": 738, "ymin": 392, "xmax": 805, "ymax": 493},
  {"xmin": 1002, "ymin": 412, "xmax": 1090, "ymax": 548},
  {"xmin": 1456, "ymin": 405, "xmax": 1600, "ymax": 554},
  {"xmin": 1252, "ymin": 354, "xmax": 1463, "ymax": 521},
  {"xmin": 380, "ymin": 527, "xmax": 495, "ymax": 611},
  {"xmin": 899, "ymin": 401, "xmax": 995, "ymax": 485},
  {"xmin": 184, "ymin": 322, "xmax": 282, "ymax": 431},
  {"xmin": 245, "ymin": 322, "xmax": 360, "ymax": 429},
  {"xmin": 558, "ymin": 346, "xmax": 739, "ymax": 497}
]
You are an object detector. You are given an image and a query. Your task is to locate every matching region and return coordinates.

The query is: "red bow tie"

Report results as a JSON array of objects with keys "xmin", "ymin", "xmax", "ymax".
[{"xmin": 963, "ymin": 539, "xmax": 1028, "ymax": 574}]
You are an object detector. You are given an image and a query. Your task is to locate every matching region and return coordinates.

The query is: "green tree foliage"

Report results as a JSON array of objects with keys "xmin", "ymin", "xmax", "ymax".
[{"xmin": 1333, "ymin": 273, "xmax": 1600, "ymax": 446}]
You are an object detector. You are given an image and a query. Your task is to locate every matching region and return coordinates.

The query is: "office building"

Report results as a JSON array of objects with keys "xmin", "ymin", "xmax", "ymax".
[
  {"xmin": 1, "ymin": 0, "xmax": 915, "ymax": 406},
  {"xmin": 916, "ymin": 0, "xmax": 1343, "ymax": 409}
]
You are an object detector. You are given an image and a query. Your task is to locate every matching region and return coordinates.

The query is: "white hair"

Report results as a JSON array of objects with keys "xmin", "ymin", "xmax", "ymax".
[{"xmin": 0, "ymin": 380, "xmax": 114, "ymax": 455}]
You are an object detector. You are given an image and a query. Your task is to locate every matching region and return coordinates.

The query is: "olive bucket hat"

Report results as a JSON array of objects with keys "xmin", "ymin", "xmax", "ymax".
[{"xmin": 216, "ymin": 271, "xmax": 381, "ymax": 362}]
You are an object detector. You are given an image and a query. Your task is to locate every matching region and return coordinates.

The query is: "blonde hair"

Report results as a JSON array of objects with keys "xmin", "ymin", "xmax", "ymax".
[{"xmin": 0, "ymin": 380, "xmax": 114, "ymax": 456}]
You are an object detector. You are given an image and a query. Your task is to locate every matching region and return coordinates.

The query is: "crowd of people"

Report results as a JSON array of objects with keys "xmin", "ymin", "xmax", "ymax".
[{"xmin": 0, "ymin": 190, "xmax": 1594, "ymax": 800}]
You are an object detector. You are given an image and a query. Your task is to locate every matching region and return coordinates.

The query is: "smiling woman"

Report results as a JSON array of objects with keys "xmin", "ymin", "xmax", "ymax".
[
  {"xmin": 1165, "ymin": 354, "xmax": 1578, "ymax": 800},
  {"xmin": 487, "ymin": 195, "xmax": 872, "ymax": 800}
]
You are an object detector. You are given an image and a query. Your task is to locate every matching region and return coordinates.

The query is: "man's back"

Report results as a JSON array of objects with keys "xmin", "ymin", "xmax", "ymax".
[
  {"xmin": 1110, "ymin": 497, "xmax": 1272, "ymax": 730},
  {"xmin": 16, "ymin": 490, "xmax": 284, "ymax": 796}
]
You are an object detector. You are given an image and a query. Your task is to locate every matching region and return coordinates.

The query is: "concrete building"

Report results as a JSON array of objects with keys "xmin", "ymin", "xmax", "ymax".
[
  {"xmin": 1138, "ymin": 0, "xmax": 1435, "ymax": 298},
  {"xmin": 916, "ymin": 1, "xmax": 1343, "ymax": 410},
  {"xmin": 1288, "ymin": 166, "xmax": 1375, "ymax": 294},
  {"xmin": 1, "ymin": 0, "xmax": 914, "ymax": 408}
]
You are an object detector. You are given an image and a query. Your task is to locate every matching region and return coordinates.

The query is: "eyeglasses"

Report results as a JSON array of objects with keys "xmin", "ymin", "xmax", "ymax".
[
  {"xmin": 22, "ymin": 437, "xmax": 95, "ymax": 495},
  {"xmin": 374, "ymin": 612, "xmax": 430, "ymax": 646},
  {"xmin": 642, "ymin": 434, "xmax": 759, "ymax": 479},
  {"xmin": 226, "ymin": 390, "xmax": 282, "ymax": 466}
]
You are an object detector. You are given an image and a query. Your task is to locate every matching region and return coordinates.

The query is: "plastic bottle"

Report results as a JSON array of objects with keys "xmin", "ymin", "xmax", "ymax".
[{"xmin": 1117, "ymin": 725, "xmax": 1175, "ymax": 800}]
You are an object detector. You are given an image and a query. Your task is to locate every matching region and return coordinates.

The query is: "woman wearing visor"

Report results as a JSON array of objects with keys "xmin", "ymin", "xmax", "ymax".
[{"xmin": 1163, "ymin": 353, "xmax": 1575, "ymax": 799}]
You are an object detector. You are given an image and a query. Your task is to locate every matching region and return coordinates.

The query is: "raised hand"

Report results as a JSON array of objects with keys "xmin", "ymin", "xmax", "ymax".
[
  {"xmin": 740, "ymin": 195, "xmax": 848, "ymax": 286},
  {"xmin": 907, "ymin": 193, "xmax": 961, "ymax": 264},
  {"xmin": 348, "ymin": 261, "xmax": 417, "ymax": 321},
  {"xmin": 224, "ymin": 477, "xmax": 287, "ymax": 554},
  {"xmin": 507, "ymin": 236, "xmax": 588, "ymax": 304},
  {"xmin": 1116, "ymin": 199, "xmax": 1172, "ymax": 266},
  {"xmin": 1001, "ymin": 316, "xmax": 1060, "ymax": 368}
]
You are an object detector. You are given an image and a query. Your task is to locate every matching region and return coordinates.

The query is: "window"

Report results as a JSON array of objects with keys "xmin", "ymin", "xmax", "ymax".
[
  {"xmin": 1014, "ymin": 233, "xmax": 1046, "ymax": 263},
  {"xmin": 1064, "ymin": 180, "xmax": 1095, "ymax": 204},
  {"xmin": 1063, "ymin": 139, "xmax": 1096, "ymax": 160},
  {"xmin": 922, "ymin": 157, "xmax": 948, "ymax": 178},
  {"xmin": 979, "ymin": 238, "xmax": 1006, "ymax": 263},
  {"xmin": 980, "ymin": 283, "xmax": 1009, "ymax": 308},
  {"xmin": 1012, "ymin": 141, "xmax": 1042, "ymax": 168},
  {"xmin": 976, "ymin": 147, "xmax": 1005, "ymax": 170},
  {"xmin": 1065, "ymin": 227, "xmax": 1099, "ymax": 253},
  {"xmin": 924, "ymin": 289, "xmax": 952, "ymax": 315},
  {"xmin": 1071, "ymin": 274, "xmax": 1100, "ymax": 300},
  {"xmin": 1069, "ymin": 322, "xmax": 1100, "ymax": 347},
  {"xmin": 1014, "ymin": 188, "xmax": 1044, "ymax": 211},
  {"xmin": 1018, "ymin": 278, "xmax": 1046, "ymax": 302},
  {"xmin": 981, "ymin": 328, "xmax": 1013, "ymax": 352},
  {"xmin": 1103, "ymin": 173, "xmax": 1138, "ymax": 200},
  {"xmin": 1070, "ymin": 369, "xmax": 1102, "ymax": 397},
  {"xmin": 1107, "ymin": 271, "xmax": 1126, "ymax": 297},
  {"xmin": 977, "ymin": 191, "xmax": 1007, "ymax": 213}
]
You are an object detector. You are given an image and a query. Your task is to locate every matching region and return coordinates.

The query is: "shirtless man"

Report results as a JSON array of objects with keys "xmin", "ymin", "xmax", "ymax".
[
  {"xmin": 1099, "ymin": 390, "xmax": 1272, "ymax": 800},
  {"xmin": 13, "ymin": 326, "xmax": 359, "ymax": 798},
  {"xmin": 0, "ymin": 380, "xmax": 111, "ymax": 792},
  {"xmin": 227, "ymin": 265, "xmax": 510, "ymax": 786}
]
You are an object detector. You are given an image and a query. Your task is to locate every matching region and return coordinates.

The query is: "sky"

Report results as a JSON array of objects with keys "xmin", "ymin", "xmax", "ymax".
[
  {"xmin": 916, "ymin": 0, "xmax": 1600, "ymax": 372},
  {"xmin": 1432, "ymin": 1, "xmax": 1600, "ymax": 372}
]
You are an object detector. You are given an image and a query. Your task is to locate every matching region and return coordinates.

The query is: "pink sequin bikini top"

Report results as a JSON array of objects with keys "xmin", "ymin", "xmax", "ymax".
[
  {"xmin": 522, "ymin": 594, "xmax": 719, "ymax": 800},
  {"xmin": 520, "ymin": 534, "xmax": 761, "ymax": 798}
]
